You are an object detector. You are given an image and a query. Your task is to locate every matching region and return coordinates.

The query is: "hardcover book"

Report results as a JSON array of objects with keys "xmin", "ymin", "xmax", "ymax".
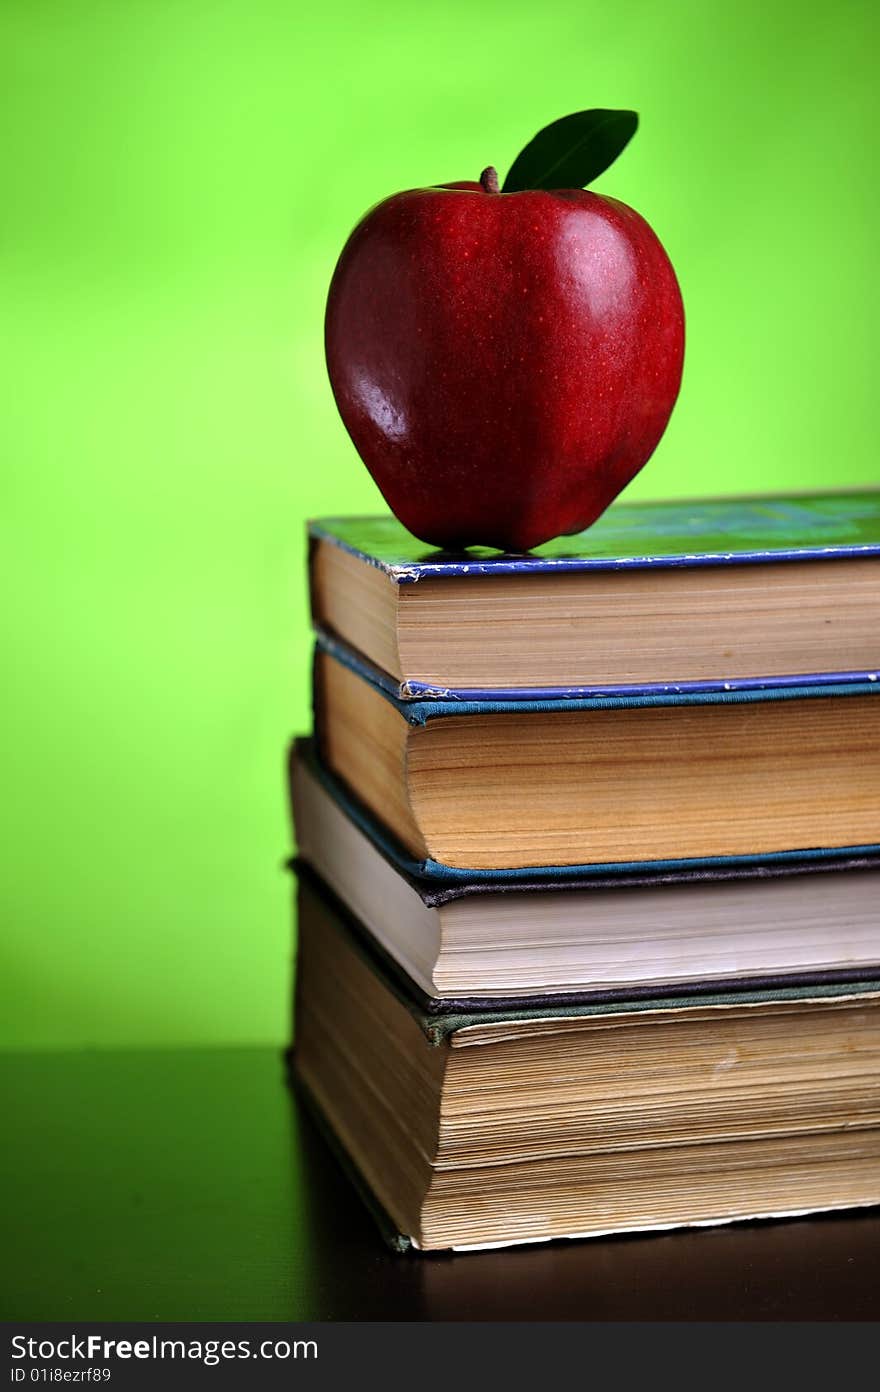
[
  {"xmin": 292, "ymin": 873, "xmax": 880, "ymax": 1253},
  {"xmin": 309, "ymin": 489, "xmax": 880, "ymax": 699},
  {"xmin": 313, "ymin": 643, "xmax": 880, "ymax": 874},
  {"xmin": 290, "ymin": 739, "xmax": 880, "ymax": 1006}
]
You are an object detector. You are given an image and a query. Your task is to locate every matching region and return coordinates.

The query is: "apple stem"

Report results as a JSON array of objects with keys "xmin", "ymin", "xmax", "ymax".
[{"xmin": 480, "ymin": 166, "xmax": 500, "ymax": 194}]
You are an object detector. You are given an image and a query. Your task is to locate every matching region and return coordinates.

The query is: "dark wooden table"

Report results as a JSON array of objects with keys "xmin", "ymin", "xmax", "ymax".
[{"xmin": 2, "ymin": 1047, "xmax": 878, "ymax": 1321}]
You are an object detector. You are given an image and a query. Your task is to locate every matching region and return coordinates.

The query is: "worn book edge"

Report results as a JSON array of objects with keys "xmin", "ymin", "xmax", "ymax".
[{"xmin": 315, "ymin": 629, "xmax": 880, "ymax": 717}]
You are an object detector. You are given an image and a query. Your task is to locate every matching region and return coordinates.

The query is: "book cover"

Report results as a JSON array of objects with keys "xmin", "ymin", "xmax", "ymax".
[
  {"xmin": 316, "ymin": 626, "xmax": 880, "ymax": 723},
  {"xmin": 317, "ymin": 624, "xmax": 880, "ymax": 704},
  {"xmin": 316, "ymin": 630, "xmax": 880, "ymax": 724},
  {"xmin": 310, "ymin": 489, "xmax": 880, "ymax": 579}
]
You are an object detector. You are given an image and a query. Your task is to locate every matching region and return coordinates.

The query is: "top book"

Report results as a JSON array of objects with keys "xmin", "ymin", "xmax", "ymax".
[{"xmin": 309, "ymin": 489, "xmax": 880, "ymax": 699}]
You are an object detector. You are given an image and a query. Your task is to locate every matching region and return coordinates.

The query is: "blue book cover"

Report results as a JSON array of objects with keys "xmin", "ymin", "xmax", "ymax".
[
  {"xmin": 310, "ymin": 488, "xmax": 880, "ymax": 578},
  {"xmin": 317, "ymin": 629, "xmax": 880, "ymax": 727},
  {"xmin": 309, "ymin": 489, "xmax": 880, "ymax": 700}
]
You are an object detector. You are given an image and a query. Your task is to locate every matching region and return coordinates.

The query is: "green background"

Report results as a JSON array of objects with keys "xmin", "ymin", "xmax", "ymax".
[{"xmin": 2, "ymin": 1, "xmax": 877, "ymax": 1050}]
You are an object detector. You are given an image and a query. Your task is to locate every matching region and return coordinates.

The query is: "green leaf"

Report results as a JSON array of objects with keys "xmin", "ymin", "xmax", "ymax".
[{"xmin": 502, "ymin": 109, "xmax": 638, "ymax": 193}]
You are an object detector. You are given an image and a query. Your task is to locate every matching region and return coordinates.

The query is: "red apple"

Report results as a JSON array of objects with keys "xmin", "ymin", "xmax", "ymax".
[{"xmin": 325, "ymin": 113, "xmax": 684, "ymax": 551}]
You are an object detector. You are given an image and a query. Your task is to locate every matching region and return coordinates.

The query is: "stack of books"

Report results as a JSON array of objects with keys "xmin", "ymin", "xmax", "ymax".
[{"xmin": 288, "ymin": 489, "xmax": 880, "ymax": 1252}]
